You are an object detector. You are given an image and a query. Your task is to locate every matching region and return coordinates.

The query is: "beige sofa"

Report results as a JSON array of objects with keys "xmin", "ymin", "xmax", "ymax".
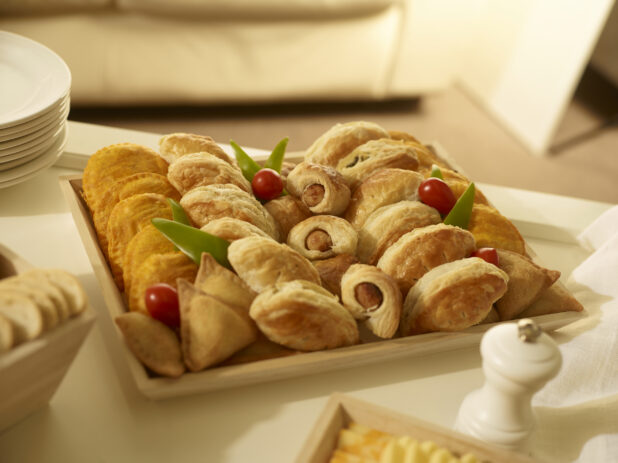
[{"xmin": 0, "ymin": 0, "xmax": 466, "ymax": 106}]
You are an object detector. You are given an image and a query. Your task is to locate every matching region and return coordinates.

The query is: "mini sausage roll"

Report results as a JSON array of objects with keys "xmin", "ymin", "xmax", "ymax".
[
  {"xmin": 264, "ymin": 195, "xmax": 312, "ymax": 242},
  {"xmin": 377, "ymin": 223, "xmax": 477, "ymax": 295},
  {"xmin": 159, "ymin": 132, "xmax": 233, "ymax": 165},
  {"xmin": 249, "ymin": 280, "xmax": 359, "ymax": 351},
  {"xmin": 312, "ymin": 253, "xmax": 359, "ymax": 298},
  {"xmin": 336, "ymin": 138, "xmax": 420, "ymax": 189},
  {"xmin": 340, "ymin": 264, "xmax": 402, "ymax": 339},
  {"xmin": 180, "ymin": 184, "xmax": 280, "ymax": 240},
  {"xmin": 167, "ymin": 152, "xmax": 251, "ymax": 195},
  {"xmin": 304, "ymin": 121, "xmax": 390, "ymax": 167},
  {"xmin": 400, "ymin": 258, "xmax": 509, "ymax": 336},
  {"xmin": 494, "ymin": 249, "xmax": 561, "ymax": 321},
  {"xmin": 357, "ymin": 201, "xmax": 441, "ymax": 265},
  {"xmin": 344, "ymin": 168, "xmax": 425, "ymax": 230},
  {"xmin": 200, "ymin": 217, "xmax": 273, "ymax": 242},
  {"xmin": 286, "ymin": 162, "xmax": 351, "ymax": 216},
  {"xmin": 227, "ymin": 236, "xmax": 321, "ymax": 293},
  {"xmin": 287, "ymin": 215, "xmax": 357, "ymax": 261}
]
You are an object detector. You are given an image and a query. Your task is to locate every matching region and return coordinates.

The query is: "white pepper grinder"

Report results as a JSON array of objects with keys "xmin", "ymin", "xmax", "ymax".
[{"xmin": 454, "ymin": 318, "xmax": 562, "ymax": 452}]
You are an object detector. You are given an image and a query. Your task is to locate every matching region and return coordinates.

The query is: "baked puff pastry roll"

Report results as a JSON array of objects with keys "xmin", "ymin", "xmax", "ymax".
[
  {"xmin": 494, "ymin": 249, "xmax": 561, "ymax": 321},
  {"xmin": 304, "ymin": 121, "xmax": 390, "ymax": 168},
  {"xmin": 336, "ymin": 138, "xmax": 420, "ymax": 190},
  {"xmin": 400, "ymin": 257, "xmax": 509, "ymax": 336},
  {"xmin": 344, "ymin": 168, "xmax": 425, "ymax": 230},
  {"xmin": 167, "ymin": 152, "xmax": 251, "ymax": 195},
  {"xmin": 286, "ymin": 162, "xmax": 351, "ymax": 216},
  {"xmin": 377, "ymin": 223, "xmax": 477, "ymax": 295},
  {"xmin": 159, "ymin": 132, "xmax": 233, "ymax": 165},
  {"xmin": 312, "ymin": 253, "xmax": 359, "ymax": 298},
  {"xmin": 264, "ymin": 195, "xmax": 312, "ymax": 242},
  {"xmin": 340, "ymin": 264, "xmax": 402, "ymax": 339},
  {"xmin": 249, "ymin": 280, "xmax": 359, "ymax": 351},
  {"xmin": 228, "ymin": 236, "xmax": 321, "ymax": 293},
  {"xmin": 200, "ymin": 217, "xmax": 273, "ymax": 242},
  {"xmin": 287, "ymin": 215, "xmax": 357, "ymax": 261},
  {"xmin": 357, "ymin": 201, "xmax": 442, "ymax": 265},
  {"xmin": 180, "ymin": 184, "xmax": 280, "ymax": 240}
]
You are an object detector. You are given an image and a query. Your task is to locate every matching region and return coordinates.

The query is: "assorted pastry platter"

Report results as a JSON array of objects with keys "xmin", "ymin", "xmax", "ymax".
[{"xmin": 60, "ymin": 122, "xmax": 585, "ymax": 399}]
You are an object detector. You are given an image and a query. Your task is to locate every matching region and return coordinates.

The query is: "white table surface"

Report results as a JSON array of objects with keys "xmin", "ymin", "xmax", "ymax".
[{"xmin": 0, "ymin": 121, "xmax": 614, "ymax": 463}]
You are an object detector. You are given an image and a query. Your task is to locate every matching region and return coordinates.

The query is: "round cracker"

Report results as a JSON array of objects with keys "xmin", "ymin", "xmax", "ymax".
[
  {"xmin": 0, "ymin": 292, "xmax": 43, "ymax": 343},
  {"xmin": 0, "ymin": 312, "xmax": 15, "ymax": 352}
]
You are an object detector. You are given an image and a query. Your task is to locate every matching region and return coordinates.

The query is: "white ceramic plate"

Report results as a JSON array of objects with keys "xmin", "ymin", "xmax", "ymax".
[
  {"xmin": 0, "ymin": 102, "xmax": 69, "ymax": 150},
  {"xmin": 0, "ymin": 117, "xmax": 66, "ymax": 157},
  {"xmin": 0, "ymin": 123, "xmax": 68, "ymax": 188},
  {"xmin": 0, "ymin": 95, "xmax": 70, "ymax": 143},
  {"xmin": 0, "ymin": 31, "xmax": 71, "ymax": 128}
]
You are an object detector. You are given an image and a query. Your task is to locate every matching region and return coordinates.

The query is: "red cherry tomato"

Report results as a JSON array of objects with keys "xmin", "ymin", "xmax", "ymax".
[
  {"xmin": 144, "ymin": 283, "xmax": 180, "ymax": 328},
  {"xmin": 471, "ymin": 247, "xmax": 500, "ymax": 266},
  {"xmin": 418, "ymin": 178, "xmax": 456, "ymax": 215},
  {"xmin": 252, "ymin": 168, "xmax": 283, "ymax": 201}
]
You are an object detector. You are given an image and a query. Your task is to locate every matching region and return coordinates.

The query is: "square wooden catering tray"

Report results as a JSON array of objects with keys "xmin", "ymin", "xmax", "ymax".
[
  {"xmin": 59, "ymin": 148, "xmax": 584, "ymax": 400},
  {"xmin": 296, "ymin": 393, "xmax": 540, "ymax": 463}
]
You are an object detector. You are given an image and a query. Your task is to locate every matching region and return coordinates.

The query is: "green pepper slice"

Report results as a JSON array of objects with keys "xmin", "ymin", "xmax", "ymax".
[
  {"xmin": 430, "ymin": 164, "xmax": 444, "ymax": 180},
  {"xmin": 443, "ymin": 182, "xmax": 475, "ymax": 229},
  {"xmin": 167, "ymin": 198, "xmax": 191, "ymax": 226},
  {"xmin": 230, "ymin": 140, "xmax": 262, "ymax": 182},
  {"xmin": 263, "ymin": 137, "xmax": 289, "ymax": 173},
  {"xmin": 152, "ymin": 218, "xmax": 231, "ymax": 268}
]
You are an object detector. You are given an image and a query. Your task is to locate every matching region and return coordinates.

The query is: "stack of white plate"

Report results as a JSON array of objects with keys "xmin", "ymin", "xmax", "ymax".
[{"xmin": 0, "ymin": 31, "xmax": 71, "ymax": 188}]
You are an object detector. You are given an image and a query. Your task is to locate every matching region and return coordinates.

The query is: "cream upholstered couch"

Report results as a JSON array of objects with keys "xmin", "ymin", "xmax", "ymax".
[{"xmin": 0, "ymin": 0, "xmax": 467, "ymax": 106}]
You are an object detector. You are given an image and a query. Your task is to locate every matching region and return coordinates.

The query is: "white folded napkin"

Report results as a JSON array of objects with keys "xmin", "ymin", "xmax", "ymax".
[{"xmin": 531, "ymin": 205, "xmax": 618, "ymax": 462}]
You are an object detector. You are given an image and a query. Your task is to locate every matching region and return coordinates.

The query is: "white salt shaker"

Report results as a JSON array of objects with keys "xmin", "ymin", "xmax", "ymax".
[{"xmin": 454, "ymin": 319, "xmax": 562, "ymax": 452}]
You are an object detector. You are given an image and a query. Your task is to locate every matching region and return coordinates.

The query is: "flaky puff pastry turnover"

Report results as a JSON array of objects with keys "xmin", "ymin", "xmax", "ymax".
[
  {"xmin": 249, "ymin": 279, "xmax": 359, "ymax": 351},
  {"xmin": 158, "ymin": 132, "xmax": 234, "ymax": 165},
  {"xmin": 287, "ymin": 215, "xmax": 358, "ymax": 261},
  {"xmin": 400, "ymin": 258, "xmax": 509, "ymax": 336},
  {"xmin": 340, "ymin": 264, "xmax": 402, "ymax": 339},
  {"xmin": 304, "ymin": 121, "xmax": 390, "ymax": 168},
  {"xmin": 180, "ymin": 184, "xmax": 280, "ymax": 240},
  {"xmin": 286, "ymin": 161, "xmax": 351, "ymax": 216},
  {"xmin": 167, "ymin": 152, "xmax": 251, "ymax": 195},
  {"xmin": 228, "ymin": 236, "xmax": 321, "ymax": 293}
]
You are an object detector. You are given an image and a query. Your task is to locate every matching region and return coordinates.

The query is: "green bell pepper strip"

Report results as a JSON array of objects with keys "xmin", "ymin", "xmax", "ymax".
[
  {"xmin": 263, "ymin": 137, "xmax": 289, "ymax": 173},
  {"xmin": 430, "ymin": 164, "xmax": 444, "ymax": 179},
  {"xmin": 230, "ymin": 140, "xmax": 262, "ymax": 182},
  {"xmin": 443, "ymin": 182, "xmax": 475, "ymax": 229},
  {"xmin": 151, "ymin": 218, "xmax": 231, "ymax": 268},
  {"xmin": 167, "ymin": 198, "xmax": 191, "ymax": 226}
]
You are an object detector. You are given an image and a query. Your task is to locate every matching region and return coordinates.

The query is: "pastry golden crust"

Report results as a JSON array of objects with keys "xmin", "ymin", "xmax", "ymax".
[
  {"xmin": 357, "ymin": 201, "xmax": 442, "ymax": 265},
  {"xmin": 82, "ymin": 143, "xmax": 168, "ymax": 213},
  {"xmin": 340, "ymin": 264, "xmax": 402, "ymax": 339},
  {"xmin": 286, "ymin": 161, "xmax": 351, "ymax": 216},
  {"xmin": 115, "ymin": 312, "xmax": 185, "ymax": 378},
  {"xmin": 106, "ymin": 193, "xmax": 172, "ymax": 290},
  {"xmin": 377, "ymin": 223, "xmax": 476, "ymax": 295},
  {"xmin": 444, "ymin": 178, "xmax": 489, "ymax": 206},
  {"xmin": 93, "ymin": 172, "xmax": 180, "ymax": 260},
  {"xmin": 200, "ymin": 217, "xmax": 273, "ymax": 242},
  {"xmin": 336, "ymin": 138, "xmax": 420, "ymax": 189},
  {"xmin": 518, "ymin": 283, "xmax": 583, "ymax": 318},
  {"xmin": 167, "ymin": 152, "xmax": 251, "ymax": 195},
  {"xmin": 194, "ymin": 253, "xmax": 257, "ymax": 313},
  {"xmin": 263, "ymin": 195, "xmax": 312, "ymax": 242},
  {"xmin": 312, "ymin": 253, "xmax": 359, "ymax": 298},
  {"xmin": 494, "ymin": 249, "xmax": 561, "ymax": 321},
  {"xmin": 178, "ymin": 279, "xmax": 257, "ymax": 372},
  {"xmin": 400, "ymin": 258, "xmax": 509, "ymax": 335},
  {"xmin": 304, "ymin": 121, "xmax": 390, "ymax": 167},
  {"xmin": 228, "ymin": 236, "xmax": 321, "ymax": 293},
  {"xmin": 127, "ymin": 252, "xmax": 198, "ymax": 314},
  {"xmin": 180, "ymin": 184, "xmax": 280, "ymax": 240},
  {"xmin": 158, "ymin": 132, "xmax": 233, "ymax": 165},
  {"xmin": 468, "ymin": 204, "xmax": 526, "ymax": 255},
  {"xmin": 287, "ymin": 215, "xmax": 358, "ymax": 260},
  {"xmin": 344, "ymin": 168, "xmax": 425, "ymax": 230},
  {"xmin": 249, "ymin": 279, "xmax": 359, "ymax": 351}
]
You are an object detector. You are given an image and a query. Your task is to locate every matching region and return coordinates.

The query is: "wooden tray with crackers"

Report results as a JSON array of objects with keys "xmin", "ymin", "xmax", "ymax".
[{"xmin": 60, "ymin": 121, "xmax": 585, "ymax": 399}]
